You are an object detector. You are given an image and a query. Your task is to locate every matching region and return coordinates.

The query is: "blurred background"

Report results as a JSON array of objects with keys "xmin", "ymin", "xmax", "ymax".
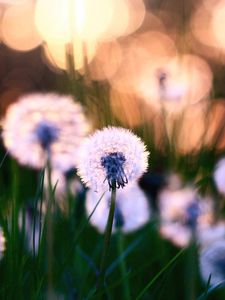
[{"xmin": 1, "ymin": 0, "xmax": 225, "ymax": 299}]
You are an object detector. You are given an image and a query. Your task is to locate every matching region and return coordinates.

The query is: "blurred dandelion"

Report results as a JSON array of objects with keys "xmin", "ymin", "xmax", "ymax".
[
  {"xmin": 198, "ymin": 221, "xmax": 225, "ymax": 248},
  {"xmin": 86, "ymin": 183, "xmax": 150, "ymax": 233},
  {"xmin": 158, "ymin": 178, "xmax": 213, "ymax": 247},
  {"xmin": 213, "ymin": 158, "xmax": 225, "ymax": 195},
  {"xmin": 2, "ymin": 93, "xmax": 90, "ymax": 171},
  {"xmin": 199, "ymin": 239, "xmax": 225, "ymax": 286},
  {"xmin": 77, "ymin": 126, "xmax": 149, "ymax": 192}
]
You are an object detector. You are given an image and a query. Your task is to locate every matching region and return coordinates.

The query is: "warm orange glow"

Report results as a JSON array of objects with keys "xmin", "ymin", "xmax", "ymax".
[
  {"xmin": 190, "ymin": 0, "xmax": 225, "ymax": 60},
  {"xmin": 109, "ymin": 31, "xmax": 177, "ymax": 94},
  {"xmin": 212, "ymin": 1, "xmax": 225, "ymax": 50},
  {"xmin": 43, "ymin": 39, "xmax": 96, "ymax": 71},
  {"xmin": 35, "ymin": 0, "xmax": 146, "ymax": 71},
  {"xmin": 175, "ymin": 102, "xmax": 208, "ymax": 154},
  {"xmin": 35, "ymin": 0, "xmax": 114, "ymax": 43},
  {"xmin": 122, "ymin": 0, "xmax": 146, "ymax": 35},
  {"xmin": 190, "ymin": 4, "xmax": 217, "ymax": 49},
  {"xmin": 204, "ymin": 100, "xmax": 225, "ymax": 151},
  {"xmin": 102, "ymin": 0, "xmax": 129, "ymax": 39},
  {"xmin": 0, "ymin": 0, "xmax": 28, "ymax": 5},
  {"xmin": 110, "ymin": 88, "xmax": 145, "ymax": 127},
  {"xmin": 88, "ymin": 41, "xmax": 122, "ymax": 81},
  {"xmin": 140, "ymin": 11, "xmax": 165, "ymax": 33},
  {"xmin": 1, "ymin": 2, "xmax": 42, "ymax": 51},
  {"xmin": 109, "ymin": 88, "xmax": 165, "ymax": 150},
  {"xmin": 136, "ymin": 54, "xmax": 212, "ymax": 111}
]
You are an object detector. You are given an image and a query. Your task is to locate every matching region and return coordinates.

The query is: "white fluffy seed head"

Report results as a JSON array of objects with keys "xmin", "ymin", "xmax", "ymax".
[
  {"xmin": 77, "ymin": 126, "xmax": 149, "ymax": 192},
  {"xmin": 2, "ymin": 93, "xmax": 90, "ymax": 171},
  {"xmin": 158, "ymin": 185, "xmax": 214, "ymax": 247},
  {"xmin": 86, "ymin": 183, "xmax": 150, "ymax": 233}
]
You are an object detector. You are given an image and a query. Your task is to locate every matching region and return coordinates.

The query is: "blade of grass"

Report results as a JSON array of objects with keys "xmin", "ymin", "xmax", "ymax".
[
  {"xmin": 135, "ymin": 248, "xmax": 185, "ymax": 300},
  {"xmin": 58, "ymin": 191, "xmax": 106, "ymax": 275},
  {"xmin": 0, "ymin": 150, "xmax": 9, "ymax": 169},
  {"xmin": 197, "ymin": 280, "xmax": 225, "ymax": 300},
  {"xmin": 105, "ymin": 234, "xmax": 144, "ymax": 277}
]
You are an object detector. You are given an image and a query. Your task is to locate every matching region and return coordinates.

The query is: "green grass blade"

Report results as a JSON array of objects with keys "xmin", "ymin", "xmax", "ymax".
[
  {"xmin": 197, "ymin": 280, "xmax": 225, "ymax": 300},
  {"xmin": 135, "ymin": 248, "xmax": 185, "ymax": 300}
]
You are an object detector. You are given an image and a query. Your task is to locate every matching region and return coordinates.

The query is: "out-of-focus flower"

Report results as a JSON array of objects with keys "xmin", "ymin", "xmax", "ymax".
[
  {"xmin": 86, "ymin": 183, "xmax": 150, "ymax": 233},
  {"xmin": 213, "ymin": 158, "xmax": 225, "ymax": 195},
  {"xmin": 198, "ymin": 222, "xmax": 225, "ymax": 248},
  {"xmin": 199, "ymin": 239, "xmax": 225, "ymax": 286},
  {"xmin": 158, "ymin": 180, "xmax": 214, "ymax": 247},
  {"xmin": 2, "ymin": 93, "xmax": 90, "ymax": 171},
  {"xmin": 136, "ymin": 54, "xmax": 212, "ymax": 112},
  {"xmin": 77, "ymin": 126, "xmax": 149, "ymax": 191}
]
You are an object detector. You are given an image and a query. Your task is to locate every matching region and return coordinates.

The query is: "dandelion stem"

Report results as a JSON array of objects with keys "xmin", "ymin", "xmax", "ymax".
[
  {"xmin": 46, "ymin": 155, "xmax": 55, "ymax": 300},
  {"xmin": 117, "ymin": 230, "xmax": 131, "ymax": 300},
  {"xmin": 98, "ymin": 185, "xmax": 116, "ymax": 291}
]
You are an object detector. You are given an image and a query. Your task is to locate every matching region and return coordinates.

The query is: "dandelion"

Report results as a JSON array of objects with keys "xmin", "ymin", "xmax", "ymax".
[
  {"xmin": 199, "ymin": 240, "xmax": 225, "ymax": 286},
  {"xmin": 213, "ymin": 158, "xmax": 225, "ymax": 195},
  {"xmin": 86, "ymin": 183, "xmax": 150, "ymax": 233},
  {"xmin": 77, "ymin": 126, "xmax": 149, "ymax": 192},
  {"xmin": 2, "ymin": 93, "xmax": 90, "ymax": 171},
  {"xmin": 198, "ymin": 222, "xmax": 225, "ymax": 248},
  {"xmin": 158, "ymin": 183, "xmax": 213, "ymax": 247},
  {"xmin": 77, "ymin": 126, "xmax": 148, "ymax": 292}
]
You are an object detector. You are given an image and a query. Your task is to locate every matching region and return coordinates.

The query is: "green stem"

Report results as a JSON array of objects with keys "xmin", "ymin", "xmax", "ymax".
[
  {"xmin": 117, "ymin": 230, "xmax": 131, "ymax": 300},
  {"xmin": 185, "ymin": 237, "xmax": 197, "ymax": 300},
  {"xmin": 98, "ymin": 186, "xmax": 116, "ymax": 291},
  {"xmin": 46, "ymin": 156, "xmax": 55, "ymax": 300}
]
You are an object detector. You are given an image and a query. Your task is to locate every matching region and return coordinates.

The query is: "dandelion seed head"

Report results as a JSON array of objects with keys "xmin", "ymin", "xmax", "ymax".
[
  {"xmin": 86, "ymin": 183, "xmax": 150, "ymax": 233},
  {"xmin": 2, "ymin": 93, "xmax": 90, "ymax": 171},
  {"xmin": 77, "ymin": 126, "xmax": 149, "ymax": 191},
  {"xmin": 200, "ymin": 240, "xmax": 225, "ymax": 286},
  {"xmin": 158, "ymin": 184, "xmax": 214, "ymax": 247}
]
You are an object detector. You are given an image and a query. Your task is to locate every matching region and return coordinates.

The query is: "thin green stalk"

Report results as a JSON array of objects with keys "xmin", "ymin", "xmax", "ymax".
[
  {"xmin": 33, "ymin": 169, "xmax": 45, "ymax": 258},
  {"xmin": 97, "ymin": 186, "xmax": 116, "ymax": 291},
  {"xmin": 46, "ymin": 156, "xmax": 55, "ymax": 300},
  {"xmin": 185, "ymin": 237, "xmax": 197, "ymax": 300},
  {"xmin": 136, "ymin": 248, "xmax": 185, "ymax": 300},
  {"xmin": 116, "ymin": 230, "xmax": 131, "ymax": 300}
]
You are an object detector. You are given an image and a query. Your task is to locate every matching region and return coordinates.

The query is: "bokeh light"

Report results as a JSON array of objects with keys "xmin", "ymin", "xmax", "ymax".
[
  {"xmin": 88, "ymin": 41, "xmax": 122, "ymax": 81},
  {"xmin": 136, "ymin": 54, "xmax": 212, "ymax": 112},
  {"xmin": 109, "ymin": 31, "xmax": 177, "ymax": 96},
  {"xmin": 1, "ymin": 1, "xmax": 42, "ymax": 51}
]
